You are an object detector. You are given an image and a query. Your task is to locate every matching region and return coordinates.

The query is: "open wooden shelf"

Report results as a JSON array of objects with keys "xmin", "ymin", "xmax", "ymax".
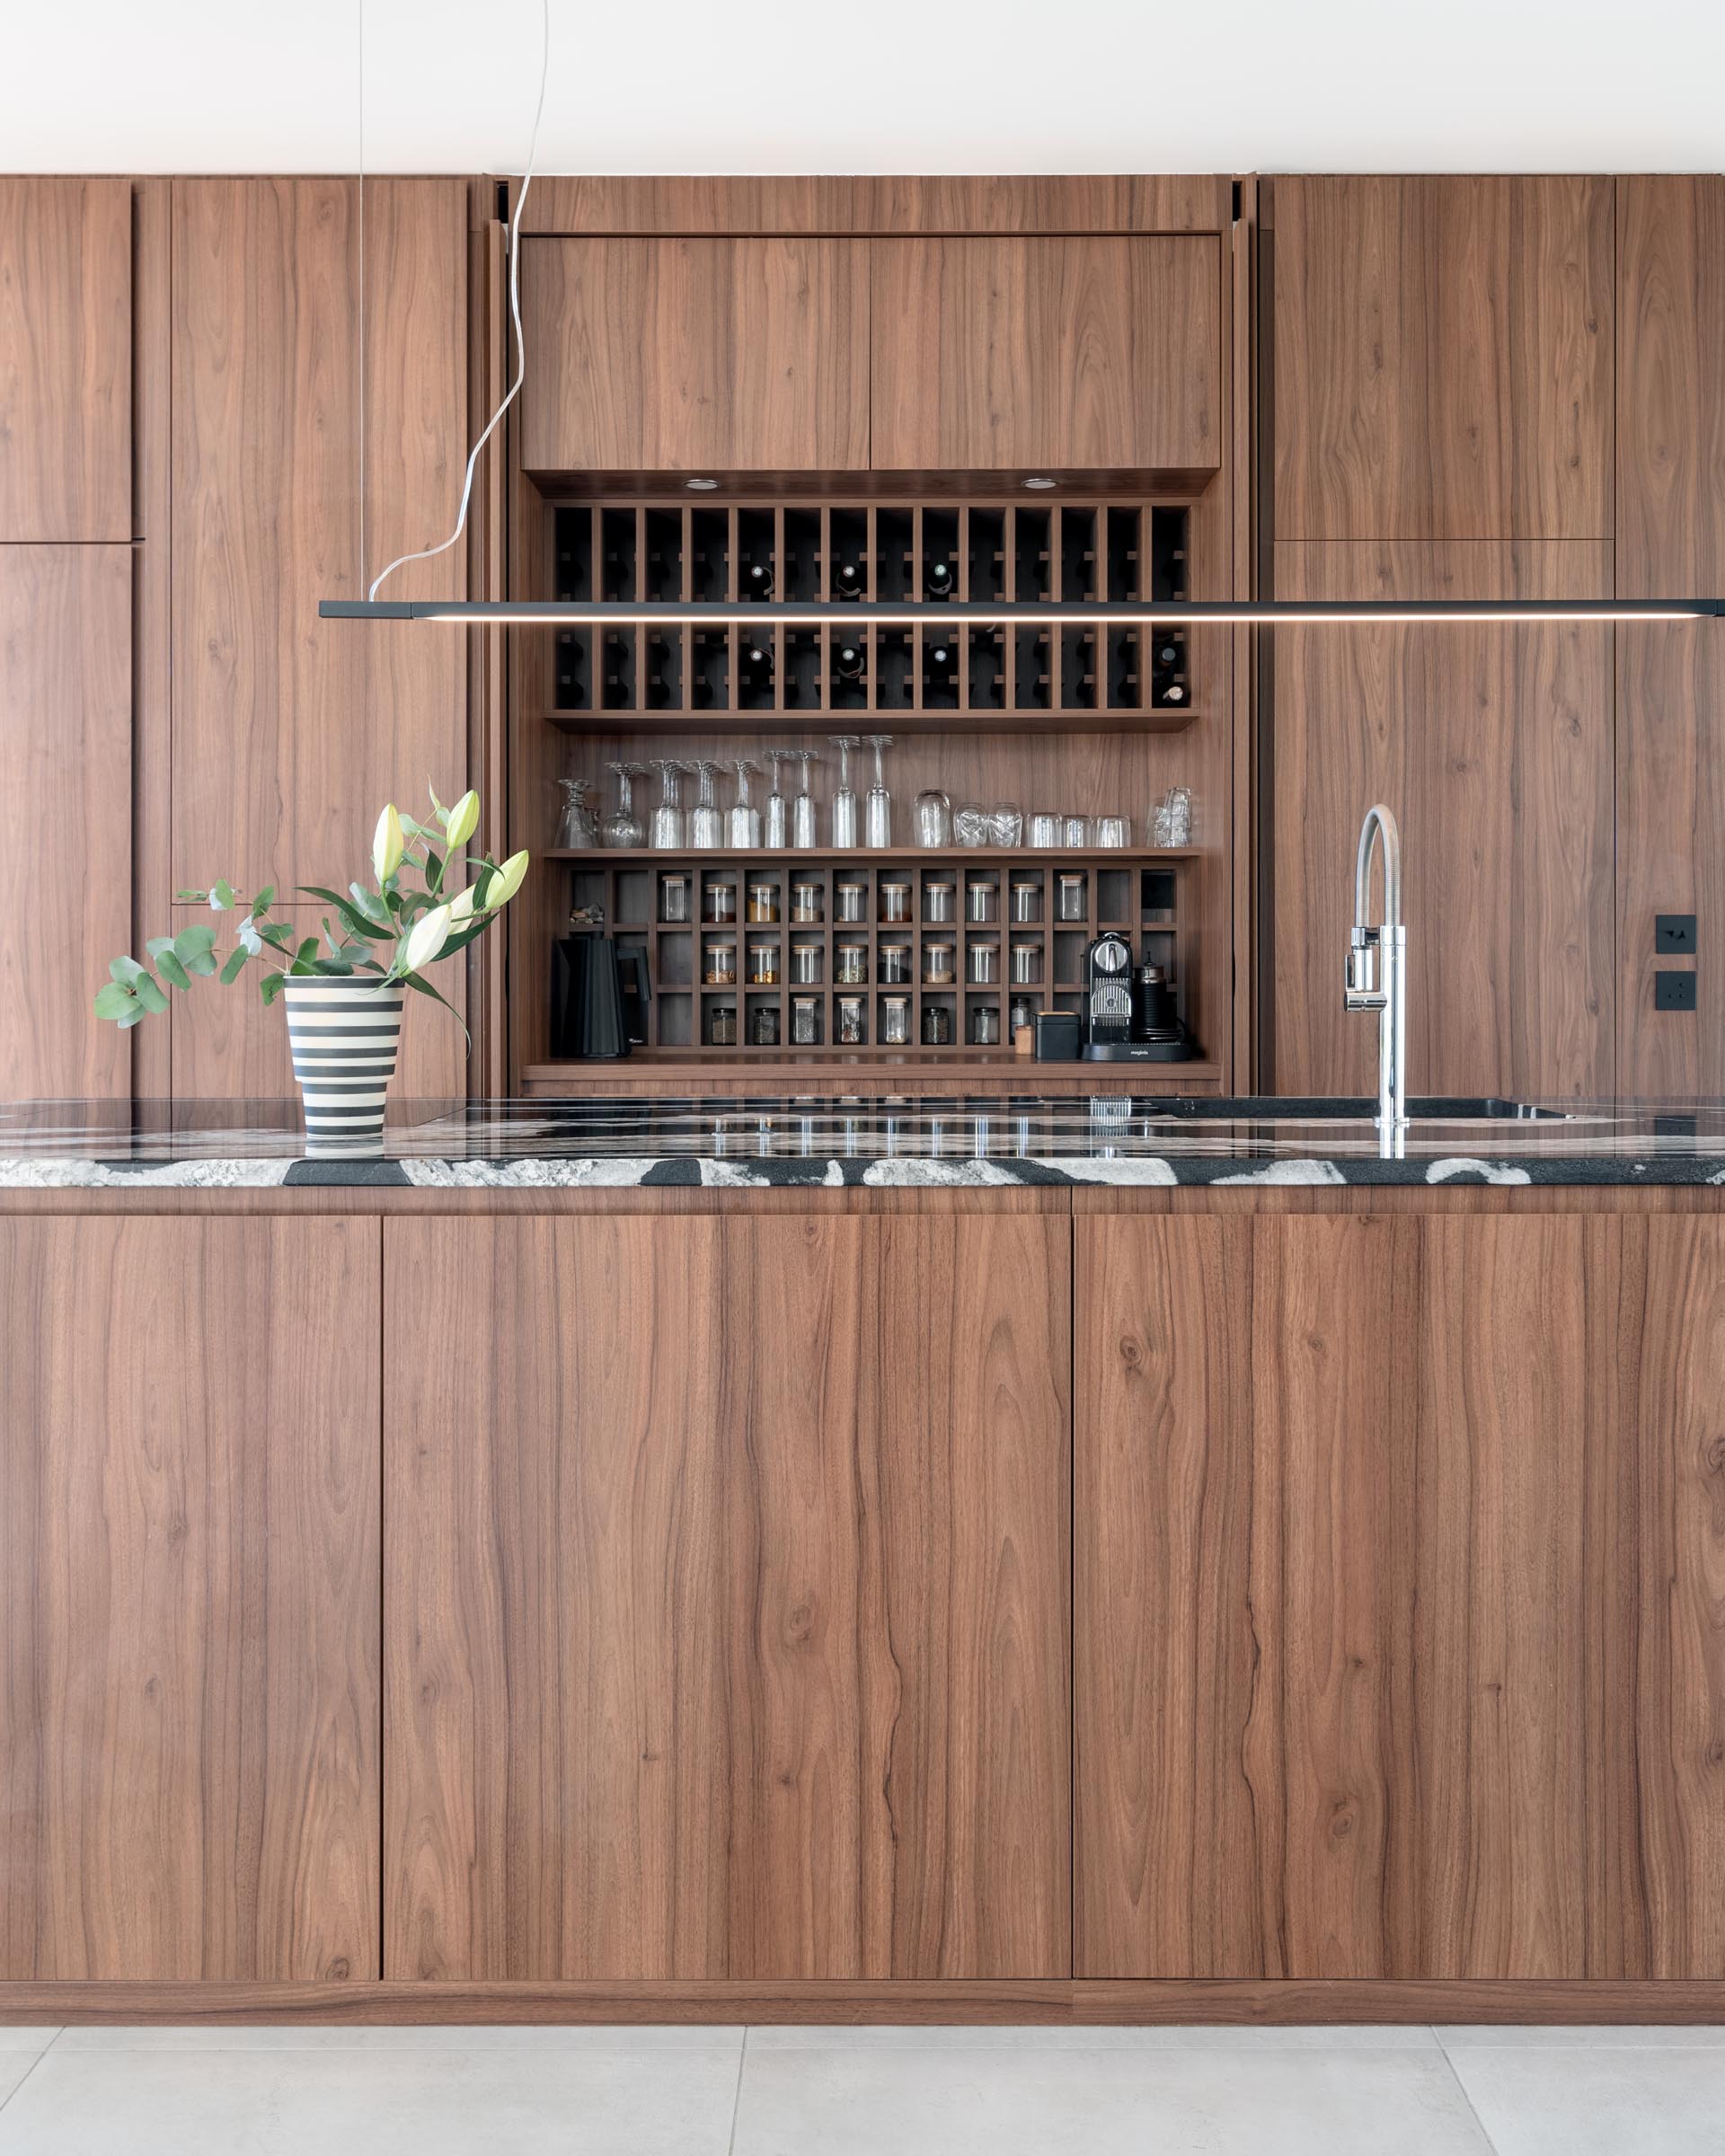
[
  {"xmin": 522, "ymin": 1049, "xmax": 1223, "ymax": 1099},
  {"xmin": 548, "ymin": 846, "xmax": 1201, "ymax": 865},
  {"xmin": 544, "ymin": 704, "xmax": 1201, "ymax": 737}
]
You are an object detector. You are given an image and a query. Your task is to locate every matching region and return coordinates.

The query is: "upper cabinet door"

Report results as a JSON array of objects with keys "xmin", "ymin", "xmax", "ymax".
[
  {"xmin": 521, "ymin": 236, "xmax": 869, "ymax": 473},
  {"xmin": 1273, "ymin": 177, "xmax": 1613, "ymax": 541},
  {"xmin": 0, "ymin": 178, "xmax": 131, "ymax": 541},
  {"xmin": 870, "ymin": 236, "xmax": 1221, "ymax": 476}
]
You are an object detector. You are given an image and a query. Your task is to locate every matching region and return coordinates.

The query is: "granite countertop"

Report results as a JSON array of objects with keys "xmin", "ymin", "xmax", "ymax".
[{"xmin": 2, "ymin": 1095, "xmax": 1725, "ymax": 1188}]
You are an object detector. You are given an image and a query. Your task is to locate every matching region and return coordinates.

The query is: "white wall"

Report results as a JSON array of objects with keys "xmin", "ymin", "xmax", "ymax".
[{"xmin": 3, "ymin": 0, "xmax": 1721, "ymax": 175}]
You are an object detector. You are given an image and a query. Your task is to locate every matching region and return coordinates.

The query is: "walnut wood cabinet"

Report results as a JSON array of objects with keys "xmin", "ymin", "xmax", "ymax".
[
  {"xmin": 382, "ymin": 1206, "xmax": 1071, "ymax": 1981},
  {"xmin": 0, "ymin": 1216, "xmax": 382, "ymax": 1982},
  {"xmin": 520, "ymin": 236, "xmax": 870, "ymax": 473},
  {"xmin": 0, "ymin": 545, "xmax": 133, "ymax": 1100},
  {"xmin": 0, "ymin": 177, "xmax": 131, "ymax": 543},
  {"xmin": 1075, "ymin": 1206, "xmax": 1725, "ymax": 1981},
  {"xmin": 869, "ymin": 236, "xmax": 1221, "ymax": 476}
]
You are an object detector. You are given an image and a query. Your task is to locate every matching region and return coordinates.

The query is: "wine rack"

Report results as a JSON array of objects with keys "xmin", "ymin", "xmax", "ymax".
[
  {"xmin": 544, "ymin": 498, "xmax": 1198, "ymax": 733},
  {"xmin": 536, "ymin": 848, "xmax": 1203, "ymax": 1074}
]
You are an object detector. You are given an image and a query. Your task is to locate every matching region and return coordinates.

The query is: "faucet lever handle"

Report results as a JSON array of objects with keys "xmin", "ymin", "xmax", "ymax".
[{"xmin": 1344, "ymin": 927, "xmax": 1386, "ymax": 1010}]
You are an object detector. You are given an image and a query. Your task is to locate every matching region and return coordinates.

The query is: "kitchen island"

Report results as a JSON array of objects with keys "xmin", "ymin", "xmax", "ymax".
[{"xmin": 2, "ymin": 1097, "xmax": 1721, "ymax": 2026}]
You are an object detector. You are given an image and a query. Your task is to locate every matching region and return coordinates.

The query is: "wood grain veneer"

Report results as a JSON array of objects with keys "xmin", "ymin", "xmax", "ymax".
[
  {"xmin": 1266, "ymin": 540, "xmax": 1614, "ymax": 1100},
  {"xmin": 0, "ymin": 1216, "xmax": 381, "ymax": 1981},
  {"xmin": 1272, "ymin": 176, "xmax": 1614, "ymax": 542},
  {"xmin": 521, "ymin": 238, "xmax": 870, "ymax": 473},
  {"xmin": 0, "ymin": 545, "xmax": 132, "ymax": 1100},
  {"xmin": 1075, "ymin": 1208, "xmax": 1725, "ymax": 1981},
  {"xmin": 0, "ymin": 177, "xmax": 131, "ymax": 542},
  {"xmin": 384, "ymin": 1210, "xmax": 1070, "ymax": 1981},
  {"xmin": 871, "ymin": 237, "xmax": 1220, "ymax": 476}
]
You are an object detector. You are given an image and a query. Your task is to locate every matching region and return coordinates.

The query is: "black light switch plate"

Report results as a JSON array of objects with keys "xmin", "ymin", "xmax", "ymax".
[
  {"xmin": 1656, "ymin": 914, "xmax": 1698, "ymax": 954},
  {"xmin": 1655, "ymin": 969, "xmax": 1698, "ymax": 1012}
]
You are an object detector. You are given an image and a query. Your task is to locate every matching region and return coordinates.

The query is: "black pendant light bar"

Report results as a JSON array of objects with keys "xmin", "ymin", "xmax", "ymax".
[{"xmin": 320, "ymin": 597, "xmax": 1723, "ymax": 626}]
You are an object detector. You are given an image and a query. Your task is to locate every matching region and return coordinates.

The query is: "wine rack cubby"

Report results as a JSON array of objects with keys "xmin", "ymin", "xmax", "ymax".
[
  {"xmin": 544, "ymin": 499, "xmax": 1199, "ymax": 733},
  {"xmin": 542, "ymin": 849, "xmax": 1204, "ymax": 1071}
]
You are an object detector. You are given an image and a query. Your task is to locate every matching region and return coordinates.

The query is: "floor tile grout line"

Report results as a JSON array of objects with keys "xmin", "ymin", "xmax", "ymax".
[
  {"xmin": 1433, "ymin": 2028, "xmax": 1505, "ymax": 2156},
  {"xmin": 0, "ymin": 2031, "xmax": 62, "ymax": 2122},
  {"xmin": 726, "ymin": 2027, "xmax": 748, "ymax": 2156}
]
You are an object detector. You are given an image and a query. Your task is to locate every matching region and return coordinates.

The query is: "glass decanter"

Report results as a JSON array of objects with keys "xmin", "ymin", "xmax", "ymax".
[
  {"xmin": 789, "ymin": 749, "xmax": 820, "ymax": 849},
  {"xmin": 601, "ymin": 761, "xmax": 648, "ymax": 849},
  {"xmin": 553, "ymin": 776, "xmax": 598, "ymax": 851},
  {"xmin": 763, "ymin": 750, "xmax": 789, "ymax": 850},
  {"xmin": 728, "ymin": 757, "xmax": 762, "ymax": 849},
  {"xmin": 863, "ymin": 733, "xmax": 894, "ymax": 849},
  {"xmin": 829, "ymin": 734, "xmax": 860, "ymax": 849},
  {"xmin": 689, "ymin": 759, "xmax": 724, "ymax": 850},
  {"xmin": 648, "ymin": 758, "xmax": 691, "ymax": 851}
]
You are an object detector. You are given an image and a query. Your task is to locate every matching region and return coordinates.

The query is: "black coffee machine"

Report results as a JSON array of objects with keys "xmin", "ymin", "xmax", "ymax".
[
  {"xmin": 552, "ymin": 934, "xmax": 648, "ymax": 1059},
  {"xmin": 1079, "ymin": 933, "xmax": 1196, "ymax": 1062}
]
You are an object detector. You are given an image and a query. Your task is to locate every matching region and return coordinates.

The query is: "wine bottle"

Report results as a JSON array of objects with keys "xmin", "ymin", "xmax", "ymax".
[
  {"xmin": 834, "ymin": 638, "xmax": 865, "ymax": 682},
  {"xmin": 924, "ymin": 558, "xmax": 954, "ymax": 598},
  {"xmin": 833, "ymin": 558, "xmax": 864, "ymax": 600},
  {"xmin": 745, "ymin": 560, "xmax": 774, "ymax": 600}
]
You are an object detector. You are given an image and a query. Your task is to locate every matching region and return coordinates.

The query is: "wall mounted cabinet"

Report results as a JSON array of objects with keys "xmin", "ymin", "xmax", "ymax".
[
  {"xmin": 0, "ymin": 177, "xmax": 131, "ymax": 543},
  {"xmin": 521, "ymin": 236, "xmax": 871, "ymax": 473}
]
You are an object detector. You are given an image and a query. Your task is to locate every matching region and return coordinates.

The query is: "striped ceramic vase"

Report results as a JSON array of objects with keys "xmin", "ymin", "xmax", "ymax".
[{"xmin": 282, "ymin": 976, "xmax": 405, "ymax": 1152}]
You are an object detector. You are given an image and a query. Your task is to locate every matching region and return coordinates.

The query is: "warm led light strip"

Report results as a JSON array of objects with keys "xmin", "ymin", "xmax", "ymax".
[{"xmin": 320, "ymin": 598, "xmax": 1721, "ymax": 626}]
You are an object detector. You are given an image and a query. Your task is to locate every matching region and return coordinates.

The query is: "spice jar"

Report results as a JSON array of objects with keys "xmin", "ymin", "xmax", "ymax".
[
  {"xmin": 971, "ymin": 1005, "xmax": 1001, "ymax": 1045},
  {"xmin": 790, "ymin": 942, "xmax": 823, "ymax": 985},
  {"xmin": 1057, "ymin": 872, "xmax": 1088, "ymax": 922},
  {"xmin": 707, "ymin": 1003, "xmax": 737, "ymax": 1046},
  {"xmin": 659, "ymin": 873, "xmax": 690, "ymax": 923},
  {"xmin": 703, "ymin": 879, "xmax": 737, "ymax": 924},
  {"xmin": 923, "ymin": 941, "xmax": 956, "ymax": 985},
  {"xmin": 835, "ymin": 880, "xmax": 867, "ymax": 923},
  {"xmin": 924, "ymin": 880, "xmax": 956, "ymax": 923},
  {"xmin": 747, "ymin": 879, "xmax": 780, "ymax": 923},
  {"xmin": 748, "ymin": 941, "xmax": 780, "ymax": 986},
  {"xmin": 967, "ymin": 879, "xmax": 999, "ymax": 924},
  {"xmin": 837, "ymin": 994, "xmax": 866, "ymax": 1044},
  {"xmin": 880, "ymin": 880, "xmax": 912, "ymax": 923},
  {"xmin": 878, "ymin": 942, "xmax": 912, "ymax": 985},
  {"xmin": 969, "ymin": 942, "xmax": 1000, "ymax": 984},
  {"xmin": 1011, "ymin": 939, "xmax": 1042, "ymax": 985},
  {"xmin": 880, "ymin": 995, "xmax": 910, "ymax": 1046},
  {"xmin": 1010, "ymin": 877, "xmax": 1042, "ymax": 923},
  {"xmin": 749, "ymin": 1004, "xmax": 781, "ymax": 1046},
  {"xmin": 703, "ymin": 939, "xmax": 738, "ymax": 986},
  {"xmin": 790, "ymin": 880, "xmax": 823, "ymax": 923},
  {"xmin": 792, "ymin": 994, "xmax": 821, "ymax": 1046},
  {"xmin": 836, "ymin": 941, "xmax": 868, "ymax": 985},
  {"xmin": 923, "ymin": 1004, "xmax": 952, "ymax": 1045}
]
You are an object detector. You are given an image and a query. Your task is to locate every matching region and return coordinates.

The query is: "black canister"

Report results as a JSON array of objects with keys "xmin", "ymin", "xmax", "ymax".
[{"xmin": 1133, "ymin": 962, "xmax": 1179, "ymax": 1041}]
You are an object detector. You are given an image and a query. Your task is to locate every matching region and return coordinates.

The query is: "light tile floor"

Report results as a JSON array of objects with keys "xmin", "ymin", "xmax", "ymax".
[{"xmin": 0, "ymin": 2021, "xmax": 1720, "ymax": 2153}]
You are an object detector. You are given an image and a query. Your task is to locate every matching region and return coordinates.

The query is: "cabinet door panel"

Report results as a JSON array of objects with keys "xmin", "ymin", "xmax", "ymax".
[
  {"xmin": 1075, "ymin": 1208, "xmax": 1725, "ymax": 1981},
  {"xmin": 1273, "ymin": 175, "xmax": 1613, "ymax": 541},
  {"xmin": 0, "ymin": 1217, "xmax": 381, "ymax": 1981},
  {"xmin": 385, "ymin": 1209, "xmax": 1069, "ymax": 1981},
  {"xmin": 521, "ymin": 237, "xmax": 869, "ymax": 473},
  {"xmin": 871, "ymin": 236, "xmax": 1220, "ymax": 475},
  {"xmin": 1268, "ymin": 540, "xmax": 1614, "ymax": 1100},
  {"xmin": 0, "ymin": 545, "xmax": 131, "ymax": 1099},
  {"xmin": 0, "ymin": 178, "xmax": 130, "ymax": 541}
]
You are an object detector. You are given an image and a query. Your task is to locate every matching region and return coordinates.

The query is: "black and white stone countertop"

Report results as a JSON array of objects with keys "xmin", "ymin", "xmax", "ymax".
[{"xmin": 4, "ymin": 1096, "xmax": 1725, "ymax": 1188}]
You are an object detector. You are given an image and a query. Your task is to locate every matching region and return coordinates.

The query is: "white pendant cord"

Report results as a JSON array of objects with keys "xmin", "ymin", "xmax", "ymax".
[{"xmin": 367, "ymin": 0, "xmax": 551, "ymax": 603}]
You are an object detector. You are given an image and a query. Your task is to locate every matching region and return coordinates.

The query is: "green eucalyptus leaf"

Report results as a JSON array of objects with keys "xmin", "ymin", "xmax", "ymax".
[
  {"xmin": 259, "ymin": 970, "xmax": 288, "ymax": 1005},
  {"xmin": 175, "ymin": 923, "xmax": 217, "ymax": 959},
  {"xmin": 109, "ymin": 955, "xmax": 146, "ymax": 987},
  {"xmin": 219, "ymin": 945, "xmax": 250, "ymax": 985},
  {"xmin": 118, "ymin": 1004, "xmax": 146, "ymax": 1029},
  {"xmin": 155, "ymin": 950, "xmax": 193, "ymax": 992},
  {"xmin": 146, "ymin": 935, "xmax": 177, "ymax": 963},
  {"xmin": 252, "ymin": 884, "xmax": 275, "ymax": 913},
  {"xmin": 175, "ymin": 888, "xmax": 208, "ymax": 903},
  {"xmin": 133, "ymin": 972, "xmax": 170, "ymax": 1015},
  {"xmin": 289, "ymin": 937, "xmax": 321, "ymax": 974},
  {"xmin": 94, "ymin": 982, "xmax": 137, "ymax": 1020},
  {"xmin": 210, "ymin": 879, "xmax": 237, "ymax": 911}
]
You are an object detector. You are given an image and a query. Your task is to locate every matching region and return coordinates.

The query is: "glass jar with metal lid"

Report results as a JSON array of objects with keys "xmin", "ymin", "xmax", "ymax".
[
  {"xmin": 1057, "ymin": 872, "xmax": 1088, "ymax": 922},
  {"xmin": 880, "ymin": 995, "xmax": 910, "ymax": 1046},
  {"xmin": 659, "ymin": 873, "xmax": 690, "ymax": 923},
  {"xmin": 707, "ymin": 1003, "xmax": 737, "ymax": 1046},
  {"xmin": 922, "ymin": 1003, "xmax": 952, "ymax": 1045},
  {"xmin": 749, "ymin": 1003, "xmax": 781, "ymax": 1046},
  {"xmin": 792, "ymin": 994, "xmax": 821, "ymax": 1045},
  {"xmin": 836, "ymin": 994, "xmax": 866, "ymax": 1044},
  {"xmin": 970, "ymin": 1004, "xmax": 1001, "ymax": 1045}
]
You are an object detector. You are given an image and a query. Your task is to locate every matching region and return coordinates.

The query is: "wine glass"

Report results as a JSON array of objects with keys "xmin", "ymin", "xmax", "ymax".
[
  {"xmin": 601, "ymin": 762, "xmax": 648, "ymax": 849},
  {"xmin": 829, "ymin": 735, "xmax": 860, "ymax": 848},
  {"xmin": 554, "ymin": 776, "xmax": 598, "ymax": 851},
  {"xmin": 864, "ymin": 734, "xmax": 894, "ymax": 849},
  {"xmin": 689, "ymin": 759, "xmax": 724, "ymax": 850},
  {"xmin": 648, "ymin": 759, "xmax": 691, "ymax": 850},
  {"xmin": 729, "ymin": 757, "xmax": 762, "ymax": 849},
  {"xmin": 763, "ymin": 751, "xmax": 788, "ymax": 850},
  {"xmin": 789, "ymin": 749, "xmax": 820, "ymax": 849},
  {"xmin": 915, "ymin": 788, "xmax": 952, "ymax": 847}
]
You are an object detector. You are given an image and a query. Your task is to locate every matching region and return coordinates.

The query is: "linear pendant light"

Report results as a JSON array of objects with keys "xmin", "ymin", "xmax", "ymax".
[{"xmin": 319, "ymin": 597, "xmax": 1722, "ymax": 625}]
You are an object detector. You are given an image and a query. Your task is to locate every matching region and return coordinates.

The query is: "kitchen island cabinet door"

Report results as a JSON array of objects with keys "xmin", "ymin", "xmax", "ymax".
[
  {"xmin": 0, "ymin": 1216, "xmax": 381, "ymax": 1982},
  {"xmin": 1075, "ymin": 1207, "xmax": 1725, "ymax": 1982},
  {"xmin": 384, "ymin": 1206, "xmax": 1070, "ymax": 1981},
  {"xmin": 520, "ymin": 237, "xmax": 870, "ymax": 473},
  {"xmin": 870, "ymin": 235, "xmax": 1221, "ymax": 477}
]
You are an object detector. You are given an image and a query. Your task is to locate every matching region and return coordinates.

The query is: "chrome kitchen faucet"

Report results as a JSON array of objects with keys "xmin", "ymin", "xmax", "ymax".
[{"xmin": 1344, "ymin": 804, "xmax": 1409, "ymax": 1157}]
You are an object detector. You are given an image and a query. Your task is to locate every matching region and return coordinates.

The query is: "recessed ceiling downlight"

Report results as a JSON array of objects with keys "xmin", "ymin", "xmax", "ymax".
[
  {"xmin": 1022, "ymin": 476, "xmax": 1057, "ymax": 490},
  {"xmin": 686, "ymin": 478, "xmax": 719, "ymax": 490}
]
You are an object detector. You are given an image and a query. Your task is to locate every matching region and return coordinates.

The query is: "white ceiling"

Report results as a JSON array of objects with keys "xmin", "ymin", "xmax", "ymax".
[{"xmin": 4, "ymin": 0, "xmax": 1723, "ymax": 176}]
